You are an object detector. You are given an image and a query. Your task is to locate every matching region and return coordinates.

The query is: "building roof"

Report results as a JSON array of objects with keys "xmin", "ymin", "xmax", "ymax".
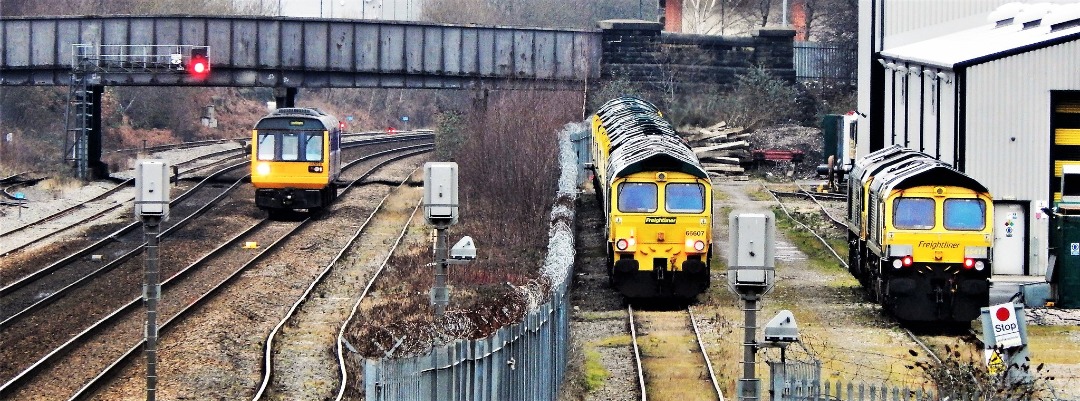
[{"xmin": 879, "ymin": 2, "xmax": 1080, "ymax": 69}]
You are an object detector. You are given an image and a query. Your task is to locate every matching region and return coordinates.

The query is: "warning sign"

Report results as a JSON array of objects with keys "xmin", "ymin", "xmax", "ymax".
[
  {"xmin": 989, "ymin": 302, "xmax": 1023, "ymax": 349},
  {"xmin": 985, "ymin": 349, "xmax": 1006, "ymax": 375}
]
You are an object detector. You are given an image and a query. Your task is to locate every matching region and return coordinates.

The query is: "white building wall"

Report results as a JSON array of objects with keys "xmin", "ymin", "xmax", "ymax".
[
  {"xmin": 963, "ymin": 42, "xmax": 1080, "ymax": 275},
  {"xmin": 857, "ymin": 0, "xmax": 1070, "ymax": 162}
]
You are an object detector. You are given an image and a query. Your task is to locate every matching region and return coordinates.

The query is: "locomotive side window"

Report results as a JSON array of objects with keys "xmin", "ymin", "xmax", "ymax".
[
  {"xmin": 944, "ymin": 198, "xmax": 986, "ymax": 230},
  {"xmin": 893, "ymin": 197, "xmax": 935, "ymax": 229},
  {"xmin": 257, "ymin": 133, "xmax": 276, "ymax": 161},
  {"xmin": 304, "ymin": 133, "xmax": 323, "ymax": 161},
  {"xmin": 665, "ymin": 183, "xmax": 705, "ymax": 213},
  {"xmin": 618, "ymin": 182, "xmax": 657, "ymax": 213}
]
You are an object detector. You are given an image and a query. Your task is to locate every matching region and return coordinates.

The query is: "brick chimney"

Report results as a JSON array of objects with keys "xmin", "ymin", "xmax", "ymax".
[{"xmin": 661, "ymin": 0, "xmax": 683, "ymax": 32}]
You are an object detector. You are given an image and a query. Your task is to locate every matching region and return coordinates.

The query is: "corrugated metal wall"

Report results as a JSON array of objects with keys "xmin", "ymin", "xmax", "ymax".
[
  {"xmin": 962, "ymin": 42, "xmax": 1080, "ymax": 274},
  {"xmin": 883, "ymin": 64, "xmax": 957, "ymax": 163}
]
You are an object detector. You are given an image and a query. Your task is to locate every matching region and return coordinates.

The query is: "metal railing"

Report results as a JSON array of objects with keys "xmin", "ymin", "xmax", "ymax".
[
  {"xmin": 793, "ymin": 41, "xmax": 856, "ymax": 83},
  {"xmin": 777, "ymin": 379, "xmax": 939, "ymax": 401},
  {"xmin": 361, "ymin": 123, "xmax": 582, "ymax": 401},
  {"xmin": 71, "ymin": 44, "xmax": 198, "ymax": 73}
]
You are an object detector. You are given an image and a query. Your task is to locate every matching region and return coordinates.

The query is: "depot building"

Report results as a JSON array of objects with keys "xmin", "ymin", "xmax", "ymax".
[{"xmin": 858, "ymin": 1, "xmax": 1080, "ymax": 277}]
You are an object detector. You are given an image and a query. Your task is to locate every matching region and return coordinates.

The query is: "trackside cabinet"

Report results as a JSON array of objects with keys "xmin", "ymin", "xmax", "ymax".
[
  {"xmin": 1049, "ymin": 214, "xmax": 1080, "ymax": 308},
  {"xmin": 424, "ymin": 162, "xmax": 458, "ymax": 227},
  {"xmin": 135, "ymin": 159, "xmax": 170, "ymax": 220},
  {"xmin": 1048, "ymin": 165, "xmax": 1080, "ymax": 307}
]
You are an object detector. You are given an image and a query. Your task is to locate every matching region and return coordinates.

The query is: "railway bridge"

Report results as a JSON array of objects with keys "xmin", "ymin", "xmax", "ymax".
[{"xmin": 0, "ymin": 15, "xmax": 794, "ymax": 178}]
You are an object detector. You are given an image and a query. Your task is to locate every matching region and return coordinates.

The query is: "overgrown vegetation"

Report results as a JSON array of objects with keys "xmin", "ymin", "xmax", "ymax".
[
  {"xmin": 909, "ymin": 342, "xmax": 1059, "ymax": 400},
  {"xmin": 345, "ymin": 91, "xmax": 582, "ymax": 357}
]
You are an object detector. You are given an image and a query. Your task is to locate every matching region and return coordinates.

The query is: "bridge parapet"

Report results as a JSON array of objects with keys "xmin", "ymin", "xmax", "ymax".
[
  {"xmin": 597, "ymin": 19, "xmax": 796, "ymax": 95},
  {"xmin": 0, "ymin": 15, "xmax": 601, "ymax": 89}
]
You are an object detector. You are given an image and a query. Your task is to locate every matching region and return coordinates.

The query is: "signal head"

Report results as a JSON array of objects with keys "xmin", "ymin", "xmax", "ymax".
[{"xmin": 188, "ymin": 47, "xmax": 210, "ymax": 80}]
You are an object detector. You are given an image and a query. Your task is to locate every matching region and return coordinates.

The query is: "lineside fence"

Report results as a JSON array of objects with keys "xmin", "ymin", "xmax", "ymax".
[
  {"xmin": 793, "ymin": 41, "xmax": 856, "ymax": 83},
  {"xmin": 769, "ymin": 359, "xmax": 943, "ymax": 401},
  {"xmin": 361, "ymin": 123, "xmax": 583, "ymax": 401}
]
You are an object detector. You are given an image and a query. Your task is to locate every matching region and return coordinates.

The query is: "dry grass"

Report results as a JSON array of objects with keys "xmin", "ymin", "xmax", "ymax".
[{"xmin": 343, "ymin": 91, "xmax": 584, "ymax": 358}]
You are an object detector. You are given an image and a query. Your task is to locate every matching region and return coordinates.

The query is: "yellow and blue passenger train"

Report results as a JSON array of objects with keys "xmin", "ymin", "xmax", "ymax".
[
  {"xmin": 590, "ymin": 97, "xmax": 713, "ymax": 299},
  {"xmin": 847, "ymin": 145, "xmax": 993, "ymax": 324},
  {"xmin": 250, "ymin": 108, "xmax": 342, "ymax": 217}
]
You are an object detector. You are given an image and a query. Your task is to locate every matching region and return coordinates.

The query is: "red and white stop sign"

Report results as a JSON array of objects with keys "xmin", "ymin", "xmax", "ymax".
[{"xmin": 989, "ymin": 302, "xmax": 1022, "ymax": 348}]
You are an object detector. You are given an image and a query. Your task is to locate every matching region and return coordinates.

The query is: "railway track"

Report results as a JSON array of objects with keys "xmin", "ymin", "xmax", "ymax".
[
  {"xmin": 0, "ymin": 131, "xmax": 421, "ymax": 252},
  {"xmin": 1, "ymin": 139, "xmax": 429, "ymax": 401},
  {"xmin": 628, "ymin": 305, "xmax": 723, "ymax": 401},
  {"xmin": 762, "ymin": 181, "xmax": 987, "ymax": 387},
  {"xmin": 0, "ymin": 146, "xmax": 247, "ymax": 255},
  {"xmin": 253, "ymin": 176, "xmax": 423, "ymax": 400}
]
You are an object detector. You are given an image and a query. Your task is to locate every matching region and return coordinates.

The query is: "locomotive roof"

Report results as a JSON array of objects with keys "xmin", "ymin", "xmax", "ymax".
[
  {"xmin": 850, "ymin": 145, "xmax": 924, "ymax": 184},
  {"xmin": 867, "ymin": 150, "xmax": 989, "ymax": 197},
  {"xmin": 255, "ymin": 107, "xmax": 339, "ymax": 129},
  {"xmin": 605, "ymin": 134, "xmax": 709, "ymax": 183},
  {"xmin": 594, "ymin": 96, "xmax": 708, "ymax": 182}
]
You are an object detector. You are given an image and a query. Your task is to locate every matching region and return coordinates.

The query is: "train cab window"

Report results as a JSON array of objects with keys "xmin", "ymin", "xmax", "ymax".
[
  {"xmin": 944, "ymin": 198, "xmax": 986, "ymax": 230},
  {"xmin": 304, "ymin": 133, "xmax": 323, "ymax": 161},
  {"xmin": 257, "ymin": 134, "xmax": 276, "ymax": 161},
  {"xmin": 665, "ymin": 183, "xmax": 705, "ymax": 213},
  {"xmin": 893, "ymin": 197, "xmax": 935, "ymax": 229},
  {"xmin": 618, "ymin": 182, "xmax": 657, "ymax": 213},
  {"xmin": 281, "ymin": 133, "xmax": 300, "ymax": 161}
]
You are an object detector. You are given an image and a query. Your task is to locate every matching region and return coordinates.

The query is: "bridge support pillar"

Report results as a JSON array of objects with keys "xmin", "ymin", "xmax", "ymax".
[{"xmin": 274, "ymin": 87, "xmax": 298, "ymax": 108}]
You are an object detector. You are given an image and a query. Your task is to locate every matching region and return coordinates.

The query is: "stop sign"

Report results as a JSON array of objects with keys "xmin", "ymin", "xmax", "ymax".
[{"xmin": 989, "ymin": 302, "xmax": 1022, "ymax": 348}]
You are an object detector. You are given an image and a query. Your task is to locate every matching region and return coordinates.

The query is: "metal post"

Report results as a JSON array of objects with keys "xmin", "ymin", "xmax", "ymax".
[
  {"xmin": 143, "ymin": 217, "xmax": 162, "ymax": 401},
  {"xmin": 782, "ymin": 0, "xmax": 789, "ymax": 26},
  {"xmin": 433, "ymin": 227, "xmax": 449, "ymax": 317},
  {"xmin": 740, "ymin": 295, "xmax": 760, "ymax": 401}
]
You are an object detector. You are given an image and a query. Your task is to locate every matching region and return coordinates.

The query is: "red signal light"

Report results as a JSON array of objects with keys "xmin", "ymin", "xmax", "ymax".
[
  {"xmin": 902, "ymin": 255, "xmax": 913, "ymax": 267},
  {"xmin": 963, "ymin": 258, "xmax": 975, "ymax": 269},
  {"xmin": 188, "ymin": 47, "xmax": 210, "ymax": 80},
  {"xmin": 339, "ymin": 122, "xmax": 346, "ymax": 130}
]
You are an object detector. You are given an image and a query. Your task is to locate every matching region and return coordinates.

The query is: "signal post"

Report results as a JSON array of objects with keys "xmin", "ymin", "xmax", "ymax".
[
  {"xmin": 135, "ymin": 160, "xmax": 170, "ymax": 401},
  {"xmin": 727, "ymin": 211, "xmax": 777, "ymax": 401}
]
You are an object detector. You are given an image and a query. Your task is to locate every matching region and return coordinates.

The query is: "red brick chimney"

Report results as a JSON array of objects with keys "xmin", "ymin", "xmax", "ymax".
[
  {"xmin": 662, "ymin": 0, "xmax": 683, "ymax": 32},
  {"xmin": 792, "ymin": 0, "xmax": 808, "ymax": 40}
]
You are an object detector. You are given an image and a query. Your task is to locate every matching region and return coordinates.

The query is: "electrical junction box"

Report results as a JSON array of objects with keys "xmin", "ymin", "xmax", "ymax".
[
  {"xmin": 135, "ymin": 159, "xmax": 170, "ymax": 220},
  {"xmin": 424, "ymin": 162, "xmax": 458, "ymax": 226},
  {"xmin": 727, "ymin": 211, "xmax": 775, "ymax": 295}
]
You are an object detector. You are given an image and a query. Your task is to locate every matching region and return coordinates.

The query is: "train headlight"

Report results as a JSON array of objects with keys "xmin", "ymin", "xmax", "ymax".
[
  {"xmin": 974, "ymin": 260, "xmax": 986, "ymax": 271},
  {"xmin": 616, "ymin": 239, "xmax": 629, "ymax": 251},
  {"xmin": 256, "ymin": 163, "xmax": 270, "ymax": 175},
  {"xmin": 892, "ymin": 256, "xmax": 912, "ymax": 269},
  {"xmin": 892, "ymin": 259, "xmax": 903, "ymax": 269},
  {"xmin": 693, "ymin": 240, "xmax": 706, "ymax": 252}
]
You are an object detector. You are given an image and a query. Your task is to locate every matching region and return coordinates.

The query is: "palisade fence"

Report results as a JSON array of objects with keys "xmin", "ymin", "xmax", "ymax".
[
  {"xmin": 793, "ymin": 41, "xmax": 857, "ymax": 83},
  {"xmin": 769, "ymin": 357, "xmax": 943, "ymax": 401},
  {"xmin": 361, "ymin": 123, "xmax": 584, "ymax": 401}
]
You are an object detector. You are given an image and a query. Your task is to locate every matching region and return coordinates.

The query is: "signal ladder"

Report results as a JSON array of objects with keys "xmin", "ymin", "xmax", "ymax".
[
  {"xmin": 62, "ymin": 44, "xmax": 203, "ymax": 180},
  {"xmin": 64, "ymin": 68, "xmax": 95, "ymax": 180}
]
